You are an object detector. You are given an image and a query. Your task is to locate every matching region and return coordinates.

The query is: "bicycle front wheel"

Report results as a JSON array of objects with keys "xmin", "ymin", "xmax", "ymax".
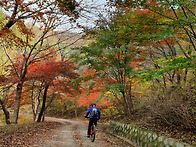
[{"xmin": 91, "ymin": 125, "xmax": 96, "ymax": 142}]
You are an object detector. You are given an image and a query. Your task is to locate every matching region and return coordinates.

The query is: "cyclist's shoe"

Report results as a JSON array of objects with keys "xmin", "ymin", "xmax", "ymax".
[{"xmin": 87, "ymin": 135, "xmax": 90, "ymax": 138}]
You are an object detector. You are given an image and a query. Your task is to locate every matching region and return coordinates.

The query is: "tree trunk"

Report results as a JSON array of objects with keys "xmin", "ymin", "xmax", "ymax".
[
  {"xmin": 32, "ymin": 97, "xmax": 41, "ymax": 121},
  {"xmin": 176, "ymin": 70, "xmax": 181, "ymax": 85},
  {"xmin": 125, "ymin": 81, "xmax": 134, "ymax": 116},
  {"xmin": 11, "ymin": 82, "xmax": 23, "ymax": 124},
  {"xmin": 41, "ymin": 112, "xmax": 45, "ymax": 122},
  {"xmin": 124, "ymin": 97, "xmax": 133, "ymax": 116},
  {"xmin": 121, "ymin": 91, "xmax": 133, "ymax": 117},
  {"xmin": 74, "ymin": 103, "xmax": 78, "ymax": 118},
  {"xmin": 37, "ymin": 85, "xmax": 49, "ymax": 122},
  {"xmin": 0, "ymin": 99, "xmax": 11, "ymax": 124}
]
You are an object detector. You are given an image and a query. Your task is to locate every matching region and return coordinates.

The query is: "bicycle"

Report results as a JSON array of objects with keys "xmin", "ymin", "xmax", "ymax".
[{"xmin": 85, "ymin": 117, "xmax": 96, "ymax": 142}]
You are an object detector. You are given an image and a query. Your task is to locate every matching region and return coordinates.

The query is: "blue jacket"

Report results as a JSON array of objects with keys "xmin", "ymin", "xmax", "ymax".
[{"xmin": 85, "ymin": 106, "xmax": 101, "ymax": 119}]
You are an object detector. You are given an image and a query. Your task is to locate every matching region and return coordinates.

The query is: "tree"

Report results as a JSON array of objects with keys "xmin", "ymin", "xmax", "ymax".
[
  {"xmin": 108, "ymin": 0, "xmax": 196, "ymax": 79},
  {"xmin": 102, "ymin": 0, "xmax": 196, "ymax": 130},
  {"xmin": 1, "ymin": 16, "xmax": 80, "ymax": 125},
  {"xmin": 0, "ymin": 0, "xmax": 111, "ymax": 124},
  {"xmin": 0, "ymin": 75, "xmax": 11, "ymax": 124},
  {"xmin": 0, "ymin": 0, "xmax": 78, "ymax": 33},
  {"xmin": 27, "ymin": 59, "xmax": 78, "ymax": 122},
  {"xmin": 6, "ymin": 51, "xmax": 79, "ymax": 122},
  {"xmin": 76, "ymin": 69, "xmax": 113, "ymax": 107},
  {"xmin": 72, "ymin": 16, "xmax": 145, "ymax": 116}
]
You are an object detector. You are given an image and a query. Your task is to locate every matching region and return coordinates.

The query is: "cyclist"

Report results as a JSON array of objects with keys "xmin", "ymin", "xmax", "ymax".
[{"xmin": 84, "ymin": 103, "xmax": 101, "ymax": 137}]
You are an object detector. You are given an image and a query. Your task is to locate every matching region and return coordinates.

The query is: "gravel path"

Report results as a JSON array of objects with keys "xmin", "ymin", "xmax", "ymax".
[{"xmin": 33, "ymin": 117, "xmax": 135, "ymax": 147}]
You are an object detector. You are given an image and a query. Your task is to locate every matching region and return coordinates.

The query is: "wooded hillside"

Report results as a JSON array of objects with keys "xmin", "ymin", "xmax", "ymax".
[{"xmin": 0, "ymin": 0, "xmax": 195, "ymax": 145}]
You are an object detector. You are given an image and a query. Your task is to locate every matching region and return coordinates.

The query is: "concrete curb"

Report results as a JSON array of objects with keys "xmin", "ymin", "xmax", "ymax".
[{"xmin": 107, "ymin": 121, "xmax": 191, "ymax": 147}]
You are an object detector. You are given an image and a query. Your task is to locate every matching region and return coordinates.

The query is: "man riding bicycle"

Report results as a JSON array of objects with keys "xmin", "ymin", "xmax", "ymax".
[{"xmin": 84, "ymin": 103, "xmax": 101, "ymax": 137}]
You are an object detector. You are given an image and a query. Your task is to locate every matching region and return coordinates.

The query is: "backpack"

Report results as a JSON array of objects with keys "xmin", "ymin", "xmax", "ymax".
[{"xmin": 92, "ymin": 108, "xmax": 98, "ymax": 117}]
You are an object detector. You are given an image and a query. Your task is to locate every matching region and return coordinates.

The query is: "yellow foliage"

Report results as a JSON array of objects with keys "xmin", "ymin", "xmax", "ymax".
[
  {"xmin": 18, "ymin": 116, "xmax": 32, "ymax": 124},
  {"xmin": 101, "ymin": 106, "xmax": 121, "ymax": 119}
]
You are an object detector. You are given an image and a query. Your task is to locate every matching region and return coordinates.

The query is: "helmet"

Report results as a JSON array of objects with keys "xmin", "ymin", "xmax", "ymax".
[{"xmin": 91, "ymin": 103, "xmax": 96, "ymax": 107}]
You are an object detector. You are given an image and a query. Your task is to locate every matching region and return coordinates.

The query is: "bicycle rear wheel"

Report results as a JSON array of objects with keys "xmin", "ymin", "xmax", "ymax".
[{"xmin": 91, "ymin": 124, "xmax": 96, "ymax": 142}]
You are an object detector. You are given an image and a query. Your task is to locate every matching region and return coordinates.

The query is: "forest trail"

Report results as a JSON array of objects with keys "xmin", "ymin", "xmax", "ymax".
[{"xmin": 32, "ymin": 117, "xmax": 135, "ymax": 147}]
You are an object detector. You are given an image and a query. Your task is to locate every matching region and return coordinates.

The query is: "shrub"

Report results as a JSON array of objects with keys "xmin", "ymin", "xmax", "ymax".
[
  {"xmin": 46, "ymin": 99, "xmax": 85, "ymax": 118},
  {"xmin": 147, "ymin": 85, "xmax": 196, "ymax": 131}
]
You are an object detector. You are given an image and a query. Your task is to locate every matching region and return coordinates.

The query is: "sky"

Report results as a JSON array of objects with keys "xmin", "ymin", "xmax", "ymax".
[
  {"xmin": 1, "ymin": 0, "xmax": 110, "ymax": 33},
  {"xmin": 60, "ymin": 0, "xmax": 110, "ymax": 33}
]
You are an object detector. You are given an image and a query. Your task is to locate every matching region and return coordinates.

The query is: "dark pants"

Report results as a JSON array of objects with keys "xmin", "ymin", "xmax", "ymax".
[{"xmin": 87, "ymin": 118, "xmax": 97, "ymax": 135}]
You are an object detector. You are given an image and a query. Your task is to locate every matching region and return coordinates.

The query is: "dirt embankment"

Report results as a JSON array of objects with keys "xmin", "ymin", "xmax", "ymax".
[{"xmin": 0, "ymin": 121, "xmax": 61, "ymax": 147}]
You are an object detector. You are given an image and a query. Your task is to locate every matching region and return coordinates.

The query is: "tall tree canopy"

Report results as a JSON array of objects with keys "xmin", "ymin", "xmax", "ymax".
[
  {"xmin": 0, "ymin": 0, "xmax": 82, "ymax": 124},
  {"xmin": 106, "ymin": 0, "xmax": 196, "ymax": 86},
  {"xmin": 72, "ymin": 14, "xmax": 146, "ymax": 115}
]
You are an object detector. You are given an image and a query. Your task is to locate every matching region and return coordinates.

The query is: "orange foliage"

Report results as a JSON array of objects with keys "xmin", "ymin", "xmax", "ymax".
[
  {"xmin": 129, "ymin": 61, "xmax": 141, "ymax": 68},
  {"xmin": 4, "ymin": 93, "xmax": 15, "ymax": 107},
  {"xmin": 77, "ymin": 91, "xmax": 113, "ymax": 107},
  {"xmin": 0, "ymin": 75, "xmax": 7, "ymax": 83},
  {"xmin": 157, "ymin": 37, "xmax": 177, "ymax": 46},
  {"xmin": 26, "ymin": 60, "xmax": 77, "ymax": 82},
  {"xmin": 95, "ymin": 78, "xmax": 117, "ymax": 85},
  {"xmin": 83, "ymin": 69, "xmax": 96, "ymax": 77},
  {"xmin": 76, "ymin": 77, "xmax": 114, "ymax": 107},
  {"xmin": 137, "ymin": 9, "xmax": 149, "ymax": 15},
  {"xmin": 65, "ymin": 97, "xmax": 76, "ymax": 100}
]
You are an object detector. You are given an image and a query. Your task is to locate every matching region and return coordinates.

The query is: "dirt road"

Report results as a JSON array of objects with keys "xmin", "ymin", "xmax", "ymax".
[{"xmin": 33, "ymin": 117, "xmax": 135, "ymax": 147}]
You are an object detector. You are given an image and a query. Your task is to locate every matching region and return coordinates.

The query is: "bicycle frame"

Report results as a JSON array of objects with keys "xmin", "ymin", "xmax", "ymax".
[
  {"xmin": 90, "ymin": 123, "xmax": 96, "ymax": 142},
  {"xmin": 85, "ymin": 117, "xmax": 96, "ymax": 142}
]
